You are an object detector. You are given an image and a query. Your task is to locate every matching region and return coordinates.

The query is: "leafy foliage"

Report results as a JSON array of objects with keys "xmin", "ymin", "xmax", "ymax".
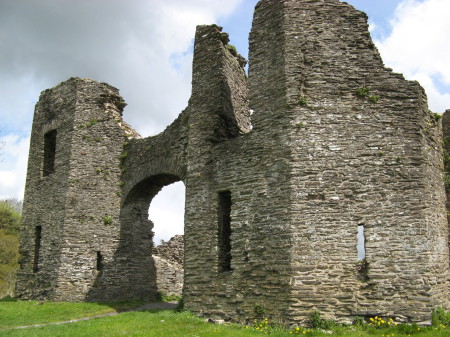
[
  {"xmin": 368, "ymin": 95, "xmax": 379, "ymax": 103},
  {"xmin": 0, "ymin": 200, "xmax": 21, "ymax": 235},
  {"xmin": 226, "ymin": 44, "xmax": 238, "ymax": 57},
  {"xmin": 254, "ymin": 304, "xmax": 266, "ymax": 318},
  {"xmin": 308, "ymin": 311, "xmax": 336, "ymax": 329},
  {"xmin": 0, "ymin": 200, "xmax": 21, "ymax": 298},
  {"xmin": 355, "ymin": 87, "xmax": 380, "ymax": 103},
  {"xmin": 433, "ymin": 113, "xmax": 442, "ymax": 122},
  {"xmin": 103, "ymin": 216, "xmax": 112, "ymax": 225},
  {"xmin": 433, "ymin": 307, "xmax": 450, "ymax": 326},
  {"xmin": 356, "ymin": 86, "xmax": 370, "ymax": 97}
]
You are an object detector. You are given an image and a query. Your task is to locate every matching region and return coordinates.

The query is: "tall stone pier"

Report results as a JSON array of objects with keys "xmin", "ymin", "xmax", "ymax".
[{"xmin": 17, "ymin": 0, "xmax": 449, "ymax": 324}]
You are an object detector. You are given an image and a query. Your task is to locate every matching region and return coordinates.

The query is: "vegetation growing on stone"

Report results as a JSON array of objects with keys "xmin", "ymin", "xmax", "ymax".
[
  {"xmin": 226, "ymin": 44, "xmax": 238, "ymax": 57},
  {"xmin": 309, "ymin": 311, "xmax": 337, "ymax": 330},
  {"xmin": 356, "ymin": 87, "xmax": 380, "ymax": 103},
  {"xmin": 369, "ymin": 95, "xmax": 379, "ymax": 103},
  {"xmin": 78, "ymin": 119, "xmax": 99, "ymax": 129},
  {"xmin": 254, "ymin": 304, "xmax": 266, "ymax": 318},
  {"xmin": 119, "ymin": 152, "xmax": 128, "ymax": 161},
  {"xmin": 298, "ymin": 97, "xmax": 307, "ymax": 106},
  {"xmin": 103, "ymin": 216, "xmax": 112, "ymax": 225},
  {"xmin": 87, "ymin": 119, "xmax": 98, "ymax": 127},
  {"xmin": 443, "ymin": 139, "xmax": 450, "ymax": 164},
  {"xmin": 444, "ymin": 173, "xmax": 450, "ymax": 189},
  {"xmin": 356, "ymin": 86, "xmax": 370, "ymax": 97}
]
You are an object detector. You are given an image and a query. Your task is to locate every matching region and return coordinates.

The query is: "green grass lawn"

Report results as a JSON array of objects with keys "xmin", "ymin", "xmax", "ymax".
[
  {"xmin": 0, "ymin": 299, "xmax": 142, "ymax": 328},
  {"xmin": 1, "ymin": 301, "xmax": 450, "ymax": 337}
]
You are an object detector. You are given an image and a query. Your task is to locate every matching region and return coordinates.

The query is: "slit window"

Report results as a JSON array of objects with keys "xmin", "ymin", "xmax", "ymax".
[
  {"xmin": 43, "ymin": 130, "xmax": 57, "ymax": 176},
  {"xmin": 33, "ymin": 226, "xmax": 42, "ymax": 273},
  {"xmin": 96, "ymin": 251, "xmax": 104, "ymax": 272},
  {"xmin": 218, "ymin": 191, "xmax": 232, "ymax": 273},
  {"xmin": 357, "ymin": 225, "xmax": 366, "ymax": 260}
]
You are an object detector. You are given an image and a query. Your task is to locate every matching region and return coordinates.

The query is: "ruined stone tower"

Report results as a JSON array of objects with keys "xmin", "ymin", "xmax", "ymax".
[
  {"xmin": 17, "ymin": 0, "xmax": 449, "ymax": 324},
  {"xmin": 15, "ymin": 79, "xmax": 138, "ymax": 300}
]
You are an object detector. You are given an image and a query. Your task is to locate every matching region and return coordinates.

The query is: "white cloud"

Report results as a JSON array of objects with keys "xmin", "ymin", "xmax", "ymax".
[
  {"xmin": 149, "ymin": 182, "xmax": 186, "ymax": 245},
  {"xmin": 0, "ymin": 0, "xmax": 243, "ymax": 137},
  {"xmin": 0, "ymin": 0, "xmax": 243, "ymax": 240},
  {"xmin": 410, "ymin": 72, "xmax": 450, "ymax": 113},
  {"xmin": 0, "ymin": 135, "xmax": 30, "ymax": 200},
  {"xmin": 375, "ymin": 0, "xmax": 450, "ymax": 112}
]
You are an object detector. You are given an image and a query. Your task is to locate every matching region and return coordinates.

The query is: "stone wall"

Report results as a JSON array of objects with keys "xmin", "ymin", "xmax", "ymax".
[
  {"xmin": 16, "ymin": 0, "xmax": 450, "ymax": 325},
  {"xmin": 15, "ymin": 78, "xmax": 137, "ymax": 301},
  {"xmin": 441, "ymin": 109, "xmax": 450, "ymax": 265},
  {"xmin": 278, "ymin": 0, "xmax": 448, "ymax": 322},
  {"xmin": 153, "ymin": 235, "xmax": 184, "ymax": 297},
  {"xmin": 153, "ymin": 235, "xmax": 184, "ymax": 266}
]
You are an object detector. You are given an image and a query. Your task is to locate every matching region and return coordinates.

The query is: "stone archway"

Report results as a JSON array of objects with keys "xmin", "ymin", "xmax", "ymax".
[{"xmin": 116, "ymin": 174, "xmax": 184, "ymax": 301}]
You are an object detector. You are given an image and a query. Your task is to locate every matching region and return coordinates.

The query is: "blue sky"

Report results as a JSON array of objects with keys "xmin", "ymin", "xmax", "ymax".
[
  {"xmin": 219, "ymin": 0, "xmax": 402, "ymax": 60},
  {"xmin": 1, "ymin": 0, "xmax": 449, "ymax": 243}
]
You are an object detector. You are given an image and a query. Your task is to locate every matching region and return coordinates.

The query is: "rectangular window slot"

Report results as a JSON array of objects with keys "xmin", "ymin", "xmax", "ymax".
[
  {"xmin": 357, "ymin": 225, "xmax": 366, "ymax": 260},
  {"xmin": 96, "ymin": 251, "xmax": 104, "ymax": 272},
  {"xmin": 218, "ymin": 191, "xmax": 232, "ymax": 273},
  {"xmin": 33, "ymin": 226, "xmax": 42, "ymax": 273},
  {"xmin": 43, "ymin": 130, "xmax": 57, "ymax": 176}
]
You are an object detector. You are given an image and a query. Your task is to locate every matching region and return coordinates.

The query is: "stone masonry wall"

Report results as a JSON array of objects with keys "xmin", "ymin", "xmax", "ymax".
[
  {"xmin": 16, "ymin": 78, "xmax": 137, "ymax": 301},
  {"xmin": 16, "ymin": 81, "xmax": 78, "ymax": 299},
  {"xmin": 441, "ymin": 109, "xmax": 450, "ymax": 259},
  {"xmin": 16, "ymin": 0, "xmax": 450, "ymax": 325},
  {"xmin": 153, "ymin": 235, "xmax": 184, "ymax": 266},
  {"xmin": 153, "ymin": 235, "xmax": 184, "ymax": 297},
  {"xmin": 279, "ymin": 0, "xmax": 448, "ymax": 323},
  {"xmin": 93, "ymin": 107, "xmax": 189, "ymax": 301}
]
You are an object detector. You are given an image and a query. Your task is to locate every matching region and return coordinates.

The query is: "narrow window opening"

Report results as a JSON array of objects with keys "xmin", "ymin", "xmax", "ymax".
[
  {"xmin": 96, "ymin": 251, "xmax": 104, "ymax": 272},
  {"xmin": 218, "ymin": 191, "xmax": 232, "ymax": 273},
  {"xmin": 357, "ymin": 225, "xmax": 366, "ymax": 260},
  {"xmin": 43, "ymin": 130, "xmax": 57, "ymax": 176},
  {"xmin": 33, "ymin": 226, "xmax": 42, "ymax": 273}
]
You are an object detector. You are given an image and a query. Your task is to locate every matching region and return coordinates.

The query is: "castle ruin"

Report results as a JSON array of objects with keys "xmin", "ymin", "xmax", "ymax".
[{"xmin": 16, "ymin": 0, "xmax": 450, "ymax": 324}]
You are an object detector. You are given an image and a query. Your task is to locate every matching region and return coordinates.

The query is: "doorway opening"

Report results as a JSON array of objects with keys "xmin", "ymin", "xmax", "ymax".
[
  {"xmin": 148, "ymin": 180, "xmax": 185, "ymax": 299},
  {"xmin": 113, "ymin": 174, "xmax": 185, "ymax": 301},
  {"xmin": 149, "ymin": 181, "xmax": 185, "ymax": 246}
]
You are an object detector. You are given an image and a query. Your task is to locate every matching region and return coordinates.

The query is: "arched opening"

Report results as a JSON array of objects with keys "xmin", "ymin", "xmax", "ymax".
[
  {"xmin": 149, "ymin": 182, "xmax": 185, "ymax": 246},
  {"xmin": 90, "ymin": 173, "xmax": 185, "ymax": 302},
  {"xmin": 148, "ymin": 181, "xmax": 185, "ymax": 299}
]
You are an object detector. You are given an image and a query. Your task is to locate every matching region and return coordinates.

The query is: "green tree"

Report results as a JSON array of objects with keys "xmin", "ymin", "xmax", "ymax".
[
  {"xmin": 0, "ymin": 200, "xmax": 21, "ymax": 234},
  {"xmin": 0, "ymin": 200, "xmax": 21, "ymax": 298}
]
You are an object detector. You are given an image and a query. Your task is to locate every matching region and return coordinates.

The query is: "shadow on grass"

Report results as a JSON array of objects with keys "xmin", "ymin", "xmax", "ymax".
[
  {"xmin": 0, "ymin": 296, "xmax": 18, "ymax": 302},
  {"xmin": 97, "ymin": 300, "xmax": 147, "ymax": 312},
  {"xmin": 93, "ymin": 300, "xmax": 179, "ymax": 313}
]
